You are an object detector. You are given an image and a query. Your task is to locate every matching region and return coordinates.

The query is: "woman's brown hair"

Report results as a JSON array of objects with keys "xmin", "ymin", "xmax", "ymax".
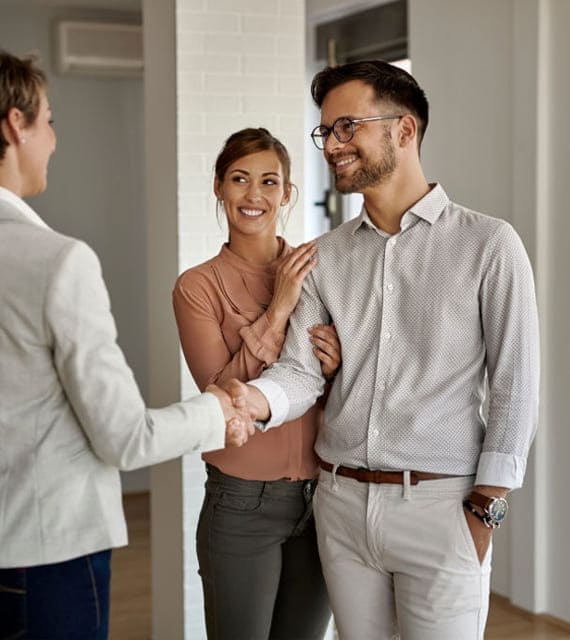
[{"xmin": 0, "ymin": 51, "xmax": 47, "ymax": 160}]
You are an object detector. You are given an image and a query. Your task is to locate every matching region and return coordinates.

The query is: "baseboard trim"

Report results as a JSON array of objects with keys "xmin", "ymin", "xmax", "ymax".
[
  {"xmin": 491, "ymin": 593, "xmax": 570, "ymax": 632},
  {"xmin": 539, "ymin": 613, "xmax": 570, "ymax": 633}
]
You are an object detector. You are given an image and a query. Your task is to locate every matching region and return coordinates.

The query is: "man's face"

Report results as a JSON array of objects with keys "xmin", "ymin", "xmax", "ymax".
[{"xmin": 320, "ymin": 80, "xmax": 398, "ymax": 194}]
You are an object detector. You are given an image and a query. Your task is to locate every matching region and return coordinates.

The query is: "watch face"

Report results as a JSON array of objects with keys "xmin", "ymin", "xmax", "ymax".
[{"xmin": 488, "ymin": 497, "xmax": 508, "ymax": 523}]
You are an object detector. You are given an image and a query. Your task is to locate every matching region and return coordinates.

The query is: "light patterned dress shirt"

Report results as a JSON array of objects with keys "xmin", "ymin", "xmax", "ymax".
[{"xmin": 251, "ymin": 184, "xmax": 539, "ymax": 489}]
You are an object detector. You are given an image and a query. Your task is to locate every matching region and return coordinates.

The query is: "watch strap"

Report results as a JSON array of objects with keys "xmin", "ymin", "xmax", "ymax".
[
  {"xmin": 463, "ymin": 499, "xmax": 501, "ymax": 529},
  {"xmin": 467, "ymin": 490, "xmax": 493, "ymax": 511}
]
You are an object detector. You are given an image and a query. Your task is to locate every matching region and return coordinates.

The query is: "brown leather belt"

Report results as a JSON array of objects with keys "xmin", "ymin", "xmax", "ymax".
[{"xmin": 319, "ymin": 460, "xmax": 455, "ymax": 485}]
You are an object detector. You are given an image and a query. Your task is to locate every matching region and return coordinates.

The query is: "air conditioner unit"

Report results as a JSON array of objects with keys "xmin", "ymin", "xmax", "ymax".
[{"xmin": 55, "ymin": 20, "xmax": 143, "ymax": 77}]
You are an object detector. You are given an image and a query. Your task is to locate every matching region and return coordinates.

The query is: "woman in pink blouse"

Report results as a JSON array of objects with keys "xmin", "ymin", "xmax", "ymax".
[{"xmin": 173, "ymin": 128, "xmax": 340, "ymax": 640}]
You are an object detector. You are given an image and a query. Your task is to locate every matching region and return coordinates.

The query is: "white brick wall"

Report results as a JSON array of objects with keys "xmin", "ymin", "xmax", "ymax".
[{"xmin": 175, "ymin": 1, "xmax": 306, "ymax": 637}]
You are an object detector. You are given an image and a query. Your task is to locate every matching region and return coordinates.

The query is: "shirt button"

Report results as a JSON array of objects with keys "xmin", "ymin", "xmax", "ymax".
[
  {"xmin": 390, "ymin": 238, "xmax": 397, "ymax": 247},
  {"xmin": 378, "ymin": 381, "xmax": 386, "ymax": 391},
  {"xmin": 373, "ymin": 429, "xmax": 380, "ymax": 437},
  {"xmin": 384, "ymin": 331, "xmax": 392, "ymax": 341},
  {"xmin": 386, "ymin": 283, "xmax": 394, "ymax": 292}
]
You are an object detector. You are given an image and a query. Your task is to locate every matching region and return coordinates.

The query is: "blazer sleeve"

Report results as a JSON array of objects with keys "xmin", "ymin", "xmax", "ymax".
[{"xmin": 45, "ymin": 240, "xmax": 226, "ymax": 470}]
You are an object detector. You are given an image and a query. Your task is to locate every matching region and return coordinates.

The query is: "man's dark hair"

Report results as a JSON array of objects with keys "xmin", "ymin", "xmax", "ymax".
[{"xmin": 311, "ymin": 60, "xmax": 429, "ymax": 149}]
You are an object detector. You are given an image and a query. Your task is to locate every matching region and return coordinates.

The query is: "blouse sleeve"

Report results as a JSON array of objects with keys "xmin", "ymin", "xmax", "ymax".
[{"xmin": 173, "ymin": 269, "xmax": 286, "ymax": 391}]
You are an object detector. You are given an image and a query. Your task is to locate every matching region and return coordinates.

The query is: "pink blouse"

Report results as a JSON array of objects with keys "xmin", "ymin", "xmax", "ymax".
[{"xmin": 173, "ymin": 239, "xmax": 322, "ymax": 481}]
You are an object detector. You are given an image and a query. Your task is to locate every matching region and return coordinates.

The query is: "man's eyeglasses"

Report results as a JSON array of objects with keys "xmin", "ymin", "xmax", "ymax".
[{"xmin": 310, "ymin": 114, "xmax": 403, "ymax": 150}]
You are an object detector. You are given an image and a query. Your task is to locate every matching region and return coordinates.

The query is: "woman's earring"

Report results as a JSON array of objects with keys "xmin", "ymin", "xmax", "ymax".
[{"xmin": 20, "ymin": 137, "xmax": 27, "ymax": 144}]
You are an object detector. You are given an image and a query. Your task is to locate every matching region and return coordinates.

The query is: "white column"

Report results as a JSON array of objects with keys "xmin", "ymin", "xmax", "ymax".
[{"xmin": 143, "ymin": 0, "xmax": 186, "ymax": 638}]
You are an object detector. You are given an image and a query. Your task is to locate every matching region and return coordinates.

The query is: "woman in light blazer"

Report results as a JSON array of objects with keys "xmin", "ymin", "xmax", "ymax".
[{"xmin": 0, "ymin": 50, "xmax": 251, "ymax": 640}]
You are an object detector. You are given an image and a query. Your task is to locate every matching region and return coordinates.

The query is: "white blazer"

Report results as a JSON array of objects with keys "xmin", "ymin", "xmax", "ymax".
[{"xmin": 0, "ymin": 188, "xmax": 225, "ymax": 568}]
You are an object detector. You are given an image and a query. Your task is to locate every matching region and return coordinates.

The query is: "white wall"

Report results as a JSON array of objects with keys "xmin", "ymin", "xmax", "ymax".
[
  {"xmin": 410, "ymin": 1, "xmax": 513, "ymax": 219},
  {"xmin": 409, "ymin": 0, "xmax": 569, "ymax": 623},
  {"xmin": 540, "ymin": 0, "xmax": 570, "ymax": 622}
]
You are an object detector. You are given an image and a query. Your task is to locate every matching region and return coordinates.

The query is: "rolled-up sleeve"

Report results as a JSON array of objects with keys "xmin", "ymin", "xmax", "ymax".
[{"xmin": 477, "ymin": 224, "xmax": 540, "ymax": 488}]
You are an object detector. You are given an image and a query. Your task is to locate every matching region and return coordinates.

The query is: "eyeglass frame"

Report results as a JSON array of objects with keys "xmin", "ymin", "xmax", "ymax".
[{"xmin": 310, "ymin": 114, "xmax": 403, "ymax": 150}]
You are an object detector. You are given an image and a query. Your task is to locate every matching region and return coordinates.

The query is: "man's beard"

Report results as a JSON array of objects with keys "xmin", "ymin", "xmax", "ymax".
[{"xmin": 332, "ymin": 130, "xmax": 397, "ymax": 194}]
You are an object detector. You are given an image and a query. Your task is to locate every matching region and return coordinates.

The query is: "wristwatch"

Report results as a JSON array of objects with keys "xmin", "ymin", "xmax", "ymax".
[{"xmin": 463, "ymin": 491, "xmax": 509, "ymax": 529}]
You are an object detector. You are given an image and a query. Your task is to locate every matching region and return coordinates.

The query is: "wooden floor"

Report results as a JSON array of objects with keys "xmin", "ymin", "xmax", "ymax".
[
  {"xmin": 109, "ymin": 493, "xmax": 570, "ymax": 640},
  {"xmin": 109, "ymin": 493, "xmax": 152, "ymax": 640}
]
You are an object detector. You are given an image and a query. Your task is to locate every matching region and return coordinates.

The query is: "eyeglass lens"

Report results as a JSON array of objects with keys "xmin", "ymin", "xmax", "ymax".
[
  {"xmin": 332, "ymin": 117, "xmax": 354, "ymax": 143},
  {"xmin": 312, "ymin": 117, "xmax": 354, "ymax": 149}
]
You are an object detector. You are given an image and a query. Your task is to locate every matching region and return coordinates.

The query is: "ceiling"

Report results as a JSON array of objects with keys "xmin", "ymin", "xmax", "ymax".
[{"xmin": 0, "ymin": 0, "xmax": 140, "ymax": 9}]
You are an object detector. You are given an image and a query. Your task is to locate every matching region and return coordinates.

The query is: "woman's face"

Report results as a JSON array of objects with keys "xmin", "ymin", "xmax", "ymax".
[
  {"xmin": 20, "ymin": 90, "xmax": 56, "ymax": 197},
  {"xmin": 215, "ymin": 149, "xmax": 290, "ymax": 241}
]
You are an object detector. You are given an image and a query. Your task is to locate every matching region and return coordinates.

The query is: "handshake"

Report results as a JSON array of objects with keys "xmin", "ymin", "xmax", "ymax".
[{"xmin": 206, "ymin": 380, "xmax": 271, "ymax": 448}]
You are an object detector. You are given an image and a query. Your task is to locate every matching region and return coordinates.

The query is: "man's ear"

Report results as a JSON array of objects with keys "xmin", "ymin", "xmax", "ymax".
[{"xmin": 397, "ymin": 114, "xmax": 418, "ymax": 149}]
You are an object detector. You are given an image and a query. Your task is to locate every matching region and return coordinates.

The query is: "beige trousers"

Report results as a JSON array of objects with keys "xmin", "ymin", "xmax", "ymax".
[{"xmin": 314, "ymin": 470, "xmax": 491, "ymax": 640}]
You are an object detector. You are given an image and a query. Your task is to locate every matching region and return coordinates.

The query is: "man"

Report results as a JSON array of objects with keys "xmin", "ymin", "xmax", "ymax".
[{"xmin": 223, "ymin": 60, "xmax": 540, "ymax": 639}]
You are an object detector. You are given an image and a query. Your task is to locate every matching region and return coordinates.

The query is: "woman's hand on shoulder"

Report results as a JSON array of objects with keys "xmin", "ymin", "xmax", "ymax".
[
  {"xmin": 266, "ymin": 241, "xmax": 317, "ymax": 332},
  {"xmin": 309, "ymin": 323, "xmax": 341, "ymax": 381}
]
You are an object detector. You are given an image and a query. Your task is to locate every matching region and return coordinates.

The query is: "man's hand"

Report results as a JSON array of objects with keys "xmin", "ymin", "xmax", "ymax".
[
  {"xmin": 463, "ymin": 484, "xmax": 508, "ymax": 563},
  {"xmin": 219, "ymin": 378, "xmax": 271, "ymax": 423},
  {"xmin": 206, "ymin": 384, "xmax": 255, "ymax": 447},
  {"xmin": 463, "ymin": 508, "xmax": 493, "ymax": 564}
]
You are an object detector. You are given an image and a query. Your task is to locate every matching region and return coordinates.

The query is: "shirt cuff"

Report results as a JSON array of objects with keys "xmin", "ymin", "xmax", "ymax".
[
  {"xmin": 239, "ymin": 315, "xmax": 286, "ymax": 365},
  {"xmin": 476, "ymin": 451, "xmax": 528, "ymax": 489},
  {"xmin": 248, "ymin": 378, "xmax": 290, "ymax": 431}
]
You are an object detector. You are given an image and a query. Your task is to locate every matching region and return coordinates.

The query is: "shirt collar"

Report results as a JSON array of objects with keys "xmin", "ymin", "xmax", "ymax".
[
  {"xmin": 0, "ymin": 186, "xmax": 50, "ymax": 229},
  {"xmin": 351, "ymin": 207, "xmax": 391, "ymax": 237},
  {"xmin": 408, "ymin": 183, "xmax": 449, "ymax": 225},
  {"xmin": 351, "ymin": 183, "xmax": 450, "ymax": 235}
]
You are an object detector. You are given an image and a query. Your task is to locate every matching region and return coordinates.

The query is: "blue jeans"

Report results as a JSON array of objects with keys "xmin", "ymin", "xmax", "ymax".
[
  {"xmin": 0, "ymin": 549, "xmax": 111, "ymax": 640},
  {"xmin": 197, "ymin": 464, "xmax": 331, "ymax": 640}
]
